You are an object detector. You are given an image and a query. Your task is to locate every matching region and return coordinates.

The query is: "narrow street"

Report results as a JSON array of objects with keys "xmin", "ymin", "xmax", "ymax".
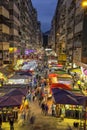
[
  {"xmin": 2, "ymin": 100, "xmax": 78, "ymax": 130},
  {"xmin": 27, "ymin": 100, "xmax": 69, "ymax": 130},
  {"xmin": 0, "ymin": 0, "xmax": 87, "ymax": 130}
]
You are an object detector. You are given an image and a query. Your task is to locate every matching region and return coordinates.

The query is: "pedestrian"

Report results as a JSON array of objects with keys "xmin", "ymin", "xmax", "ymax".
[
  {"xmin": 51, "ymin": 103, "xmax": 56, "ymax": 116},
  {"xmin": 9, "ymin": 117, "xmax": 14, "ymax": 130},
  {"xmin": 55, "ymin": 104, "xmax": 61, "ymax": 117},
  {"xmin": 41, "ymin": 102, "xmax": 45, "ymax": 114},
  {"xmin": 0, "ymin": 115, "xmax": 2, "ymax": 130},
  {"xmin": 29, "ymin": 112, "xmax": 36, "ymax": 129},
  {"xmin": 77, "ymin": 80, "xmax": 82, "ymax": 90},
  {"xmin": 67, "ymin": 125, "xmax": 72, "ymax": 130},
  {"xmin": 44, "ymin": 103, "xmax": 49, "ymax": 116},
  {"xmin": 26, "ymin": 90, "xmax": 31, "ymax": 101}
]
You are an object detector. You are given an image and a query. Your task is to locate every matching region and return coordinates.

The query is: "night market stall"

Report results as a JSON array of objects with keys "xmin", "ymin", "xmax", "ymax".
[
  {"xmin": 0, "ymin": 88, "xmax": 27, "ymax": 122},
  {"xmin": 52, "ymin": 87, "xmax": 87, "ymax": 120}
]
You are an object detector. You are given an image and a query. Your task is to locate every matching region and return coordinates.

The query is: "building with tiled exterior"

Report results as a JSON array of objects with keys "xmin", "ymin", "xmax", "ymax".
[
  {"xmin": 0, "ymin": 0, "xmax": 42, "ymax": 65},
  {"xmin": 51, "ymin": 0, "xmax": 87, "ymax": 68},
  {"xmin": 9, "ymin": 0, "xmax": 20, "ymax": 63},
  {"xmin": 48, "ymin": 16, "xmax": 56, "ymax": 50},
  {"xmin": 0, "ymin": 0, "xmax": 10, "ymax": 65}
]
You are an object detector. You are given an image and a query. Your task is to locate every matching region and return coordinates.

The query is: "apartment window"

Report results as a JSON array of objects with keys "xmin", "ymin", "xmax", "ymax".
[
  {"xmin": 0, "ymin": 51, "xmax": 2, "ymax": 59},
  {"xmin": 75, "ymin": 14, "xmax": 83, "ymax": 25}
]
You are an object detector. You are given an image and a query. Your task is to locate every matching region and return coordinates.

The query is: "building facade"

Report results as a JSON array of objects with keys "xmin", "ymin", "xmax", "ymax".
[
  {"xmin": 53, "ymin": 0, "xmax": 67, "ymax": 65},
  {"xmin": 0, "ymin": 0, "xmax": 10, "ymax": 65},
  {"xmin": 36, "ymin": 21, "xmax": 43, "ymax": 48},
  {"xmin": 0, "ymin": 0, "xmax": 42, "ymax": 65},
  {"xmin": 48, "ymin": 16, "xmax": 56, "ymax": 50},
  {"xmin": 9, "ymin": 0, "xmax": 20, "ymax": 63},
  {"xmin": 51, "ymin": 0, "xmax": 87, "ymax": 67}
]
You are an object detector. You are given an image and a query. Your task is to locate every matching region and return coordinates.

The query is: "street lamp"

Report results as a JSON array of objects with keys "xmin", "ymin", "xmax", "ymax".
[{"xmin": 82, "ymin": 0, "xmax": 87, "ymax": 7}]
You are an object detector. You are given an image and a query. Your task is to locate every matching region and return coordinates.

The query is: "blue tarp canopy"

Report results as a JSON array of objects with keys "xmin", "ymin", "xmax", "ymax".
[{"xmin": 52, "ymin": 88, "xmax": 87, "ymax": 105}]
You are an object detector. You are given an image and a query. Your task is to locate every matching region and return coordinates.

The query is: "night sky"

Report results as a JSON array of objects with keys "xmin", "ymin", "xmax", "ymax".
[{"xmin": 32, "ymin": 0, "xmax": 58, "ymax": 32}]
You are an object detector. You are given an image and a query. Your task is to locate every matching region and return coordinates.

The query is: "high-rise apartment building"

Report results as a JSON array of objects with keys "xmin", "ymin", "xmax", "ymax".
[
  {"xmin": 51, "ymin": 0, "xmax": 87, "ymax": 68},
  {"xmin": 0, "ymin": 0, "xmax": 10, "ymax": 65},
  {"xmin": 9, "ymin": 0, "xmax": 20, "ymax": 63},
  {"xmin": 48, "ymin": 17, "xmax": 56, "ymax": 50},
  {"xmin": 36, "ymin": 21, "xmax": 43, "ymax": 48},
  {"xmin": 0, "ymin": 0, "xmax": 42, "ymax": 65},
  {"xmin": 54, "ymin": 0, "xmax": 67, "ymax": 65},
  {"xmin": 19, "ymin": 0, "xmax": 42, "ymax": 54}
]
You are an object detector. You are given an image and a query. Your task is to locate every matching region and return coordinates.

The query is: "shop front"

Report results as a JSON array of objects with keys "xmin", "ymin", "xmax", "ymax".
[{"xmin": 0, "ymin": 107, "xmax": 19, "ymax": 122}]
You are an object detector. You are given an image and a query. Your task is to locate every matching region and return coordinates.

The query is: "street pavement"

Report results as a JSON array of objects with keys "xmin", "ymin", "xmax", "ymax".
[{"xmin": 1, "ymin": 100, "xmax": 81, "ymax": 130}]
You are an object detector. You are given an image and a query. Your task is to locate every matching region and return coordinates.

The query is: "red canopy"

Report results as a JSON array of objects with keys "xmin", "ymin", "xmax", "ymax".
[
  {"xmin": 50, "ymin": 83, "xmax": 72, "ymax": 90},
  {"xmin": 57, "ymin": 64, "xmax": 63, "ymax": 67},
  {"xmin": 48, "ymin": 73, "xmax": 58, "ymax": 78}
]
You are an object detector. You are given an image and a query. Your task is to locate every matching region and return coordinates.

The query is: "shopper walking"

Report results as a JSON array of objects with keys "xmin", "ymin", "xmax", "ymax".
[
  {"xmin": 9, "ymin": 117, "xmax": 14, "ymax": 130},
  {"xmin": 44, "ymin": 103, "xmax": 49, "ymax": 116},
  {"xmin": 51, "ymin": 103, "xmax": 56, "ymax": 116},
  {"xmin": 41, "ymin": 102, "xmax": 45, "ymax": 114},
  {"xmin": 0, "ymin": 115, "xmax": 2, "ymax": 130}
]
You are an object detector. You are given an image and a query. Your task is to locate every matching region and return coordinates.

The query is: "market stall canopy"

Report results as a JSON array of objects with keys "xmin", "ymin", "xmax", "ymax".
[
  {"xmin": 0, "ymin": 88, "xmax": 27, "ymax": 107},
  {"xmin": 4, "ymin": 88, "xmax": 27, "ymax": 96},
  {"xmin": 21, "ymin": 60, "xmax": 37, "ymax": 71},
  {"xmin": 48, "ymin": 73, "xmax": 58, "ymax": 78},
  {"xmin": 57, "ymin": 78, "xmax": 73, "ymax": 88},
  {"xmin": 19, "ymin": 71, "xmax": 32, "ymax": 76},
  {"xmin": 50, "ymin": 77, "xmax": 58, "ymax": 84},
  {"xmin": 7, "ymin": 73, "xmax": 31, "ymax": 85},
  {"xmin": 0, "ymin": 96, "xmax": 21, "ymax": 107},
  {"xmin": 48, "ymin": 60, "xmax": 58, "ymax": 64},
  {"xmin": 7, "ymin": 78, "xmax": 29, "ymax": 85},
  {"xmin": 51, "ymin": 83, "xmax": 72, "ymax": 90},
  {"xmin": 52, "ymin": 88, "xmax": 87, "ymax": 105},
  {"xmin": 53, "ymin": 69, "xmax": 67, "ymax": 74},
  {"xmin": 10, "ymin": 74, "xmax": 30, "ymax": 79},
  {"xmin": 52, "ymin": 89, "xmax": 79, "ymax": 105},
  {"xmin": 69, "ymin": 68, "xmax": 81, "ymax": 73},
  {"xmin": 50, "ymin": 64, "xmax": 63, "ymax": 69},
  {"xmin": 69, "ymin": 67, "xmax": 81, "ymax": 75},
  {"xmin": 58, "ymin": 74, "xmax": 72, "ymax": 78}
]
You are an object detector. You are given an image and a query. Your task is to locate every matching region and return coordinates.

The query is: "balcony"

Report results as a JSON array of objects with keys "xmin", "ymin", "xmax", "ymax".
[{"xmin": 0, "ymin": 0, "xmax": 9, "ymax": 10}]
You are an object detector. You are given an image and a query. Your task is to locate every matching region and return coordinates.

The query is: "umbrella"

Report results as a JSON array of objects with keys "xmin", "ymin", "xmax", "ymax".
[
  {"xmin": 51, "ymin": 83, "xmax": 72, "ymax": 90},
  {"xmin": 52, "ymin": 88, "xmax": 79, "ymax": 105}
]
